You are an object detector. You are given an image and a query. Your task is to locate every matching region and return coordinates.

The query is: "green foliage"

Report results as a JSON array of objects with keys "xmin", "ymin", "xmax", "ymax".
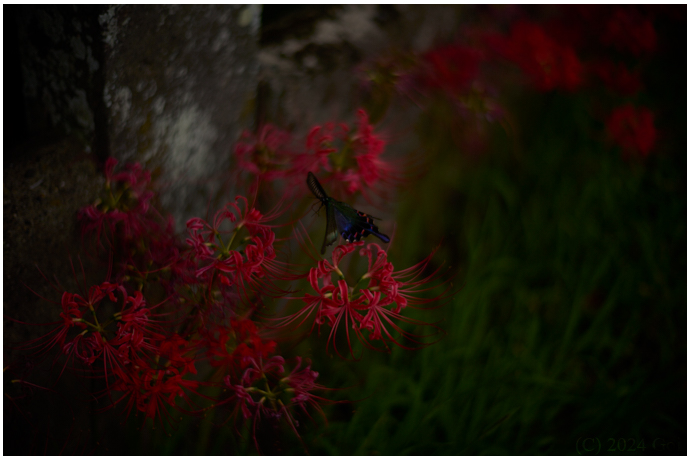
[{"xmin": 305, "ymin": 88, "xmax": 685, "ymax": 455}]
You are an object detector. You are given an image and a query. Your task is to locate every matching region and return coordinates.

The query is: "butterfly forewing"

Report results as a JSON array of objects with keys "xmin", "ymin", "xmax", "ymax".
[{"xmin": 307, "ymin": 172, "xmax": 329, "ymax": 202}]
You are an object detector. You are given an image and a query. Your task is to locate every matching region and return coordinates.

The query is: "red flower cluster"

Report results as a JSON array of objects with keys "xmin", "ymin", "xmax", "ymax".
[
  {"xmin": 278, "ymin": 242, "xmax": 446, "ymax": 357},
  {"xmin": 420, "ymin": 45, "xmax": 484, "ymax": 96},
  {"xmin": 353, "ymin": 6, "xmax": 662, "ymax": 165},
  {"xmin": 602, "ymin": 7, "xmax": 657, "ymax": 56},
  {"xmin": 357, "ymin": 52, "xmax": 422, "ymax": 108},
  {"xmin": 185, "ymin": 195, "xmax": 286, "ymax": 298},
  {"xmin": 14, "ymin": 56, "xmax": 453, "ymax": 449},
  {"xmin": 18, "ymin": 276, "xmax": 203, "ymax": 425},
  {"xmin": 202, "ymin": 319, "xmax": 277, "ymax": 373},
  {"xmin": 489, "ymin": 21, "xmax": 583, "ymax": 92},
  {"xmin": 590, "ymin": 60, "xmax": 642, "ymax": 96},
  {"xmin": 606, "ymin": 104, "xmax": 657, "ymax": 158},
  {"xmin": 222, "ymin": 355, "xmax": 329, "ymax": 453},
  {"xmin": 78, "ymin": 158, "xmax": 181, "ymax": 288},
  {"xmin": 291, "ymin": 109, "xmax": 396, "ymax": 200},
  {"xmin": 79, "ymin": 158, "xmax": 155, "ymax": 251},
  {"xmin": 234, "ymin": 109, "xmax": 396, "ymax": 201},
  {"xmin": 234, "ymin": 124, "xmax": 294, "ymax": 182}
]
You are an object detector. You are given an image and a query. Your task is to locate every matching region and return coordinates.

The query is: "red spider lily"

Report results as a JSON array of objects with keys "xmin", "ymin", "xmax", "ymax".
[
  {"xmin": 185, "ymin": 196, "xmax": 295, "ymax": 300},
  {"xmin": 590, "ymin": 60, "xmax": 642, "ymax": 96},
  {"xmin": 201, "ymin": 319, "xmax": 277, "ymax": 374},
  {"xmin": 357, "ymin": 52, "xmax": 425, "ymax": 114},
  {"xmin": 13, "ymin": 273, "xmax": 171, "ymax": 392},
  {"xmin": 282, "ymin": 356, "xmax": 329, "ymax": 418},
  {"xmin": 222, "ymin": 355, "xmax": 287, "ymax": 428},
  {"xmin": 104, "ymin": 158, "xmax": 151, "ymax": 194},
  {"xmin": 91, "ymin": 332, "xmax": 206, "ymax": 430},
  {"xmin": 185, "ymin": 196, "xmax": 283, "ymax": 254},
  {"xmin": 606, "ymin": 104, "xmax": 656, "ymax": 158},
  {"xmin": 276, "ymin": 241, "xmax": 447, "ymax": 358},
  {"xmin": 420, "ymin": 44, "xmax": 484, "ymax": 96},
  {"xmin": 123, "ymin": 214, "xmax": 183, "ymax": 275},
  {"xmin": 488, "ymin": 21, "xmax": 583, "ymax": 92},
  {"xmin": 16, "ymin": 281, "xmax": 119, "ymax": 361},
  {"xmin": 336, "ymin": 109, "xmax": 396, "ymax": 199},
  {"xmin": 291, "ymin": 109, "xmax": 397, "ymax": 201},
  {"xmin": 602, "ymin": 7, "xmax": 656, "ymax": 56},
  {"xmin": 234, "ymin": 124, "xmax": 295, "ymax": 181},
  {"xmin": 107, "ymin": 359, "xmax": 201, "ymax": 426},
  {"xmin": 291, "ymin": 123, "xmax": 348, "ymax": 177},
  {"xmin": 79, "ymin": 158, "xmax": 158, "ymax": 257},
  {"xmin": 221, "ymin": 355, "xmax": 330, "ymax": 454}
]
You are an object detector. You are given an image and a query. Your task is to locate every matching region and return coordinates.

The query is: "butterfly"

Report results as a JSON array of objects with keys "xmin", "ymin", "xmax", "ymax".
[{"xmin": 307, "ymin": 172, "xmax": 390, "ymax": 254}]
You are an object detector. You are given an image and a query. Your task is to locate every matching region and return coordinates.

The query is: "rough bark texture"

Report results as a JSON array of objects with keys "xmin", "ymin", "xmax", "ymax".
[{"xmin": 99, "ymin": 5, "xmax": 261, "ymax": 229}]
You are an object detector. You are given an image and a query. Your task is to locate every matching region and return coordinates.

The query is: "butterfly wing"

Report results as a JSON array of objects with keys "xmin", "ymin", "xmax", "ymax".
[
  {"xmin": 321, "ymin": 201, "xmax": 340, "ymax": 254},
  {"xmin": 307, "ymin": 172, "xmax": 340, "ymax": 254},
  {"xmin": 332, "ymin": 201, "xmax": 391, "ymax": 245},
  {"xmin": 307, "ymin": 172, "xmax": 390, "ymax": 253},
  {"xmin": 307, "ymin": 172, "xmax": 328, "ymax": 201}
]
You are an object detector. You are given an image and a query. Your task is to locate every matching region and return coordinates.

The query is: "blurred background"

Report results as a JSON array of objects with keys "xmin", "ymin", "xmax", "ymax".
[{"xmin": 4, "ymin": 4, "xmax": 686, "ymax": 455}]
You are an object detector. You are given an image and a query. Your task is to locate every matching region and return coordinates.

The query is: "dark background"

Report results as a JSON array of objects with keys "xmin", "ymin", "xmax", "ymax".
[{"xmin": 4, "ymin": 5, "xmax": 686, "ymax": 455}]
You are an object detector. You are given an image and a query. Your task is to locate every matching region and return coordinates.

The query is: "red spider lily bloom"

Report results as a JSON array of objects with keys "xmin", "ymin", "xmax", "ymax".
[
  {"xmin": 77, "ymin": 288, "xmax": 164, "ymax": 378},
  {"xmin": 357, "ymin": 52, "xmax": 423, "ymax": 116},
  {"xmin": 488, "ymin": 21, "xmax": 583, "ymax": 92},
  {"xmin": 277, "ymin": 241, "xmax": 447, "ymax": 357},
  {"xmin": 336, "ymin": 109, "xmax": 395, "ymax": 198},
  {"xmin": 96, "ymin": 333, "xmax": 202, "ymax": 428},
  {"xmin": 49, "ymin": 282, "xmax": 119, "ymax": 359},
  {"xmin": 185, "ymin": 196, "xmax": 282, "ymax": 254},
  {"xmin": 105, "ymin": 158, "xmax": 152, "ymax": 194},
  {"xmin": 602, "ymin": 8, "xmax": 656, "ymax": 56},
  {"xmin": 234, "ymin": 124, "xmax": 294, "ymax": 181},
  {"xmin": 420, "ymin": 44, "xmax": 484, "ymax": 95},
  {"xmin": 291, "ymin": 109, "xmax": 396, "ymax": 200},
  {"xmin": 282, "ymin": 356, "xmax": 327, "ymax": 415},
  {"xmin": 223, "ymin": 355, "xmax": 287, "ymax": 427},
  {"xmin": 157, "ymin": 334, "xmax": 198, "ymax": 377},
  {"xmin": 112, "ymin": 290, "xmax": 167, "ymax": 346},
  {"xmin": 109, "ymin": 360, "xmax": 200, "ymax": 426},
  {"xmin": 62, "ymin": 332, "xmax": 104, "ymax": 366},
  {"xmin": 291, "ymin": 123, "xmax": 347, "ymax": 177},
  {"xmin": 590, "ymin": 60, "xmax": 642, "ymax": 96},
  {"xmin": 202, "ymin": 319, "xmax": 277, "ymax": 373},
  {"xmin": 185, "ymin": 196, "xmax": 294, "ymax": 300},
  {"xmin": 17, "ymin": 277, "xmax": 171, "ymax": 393},
  {"xmin": 222, "ymin": 355, "xmax": 329, "ymax": 454},
  {"xmin": 606, "ymin": 105, "xmax": 656, "ymax": 158},
  {"xmin": 79, "ymin": 158, "xmax": 158, "ymax": 256}
]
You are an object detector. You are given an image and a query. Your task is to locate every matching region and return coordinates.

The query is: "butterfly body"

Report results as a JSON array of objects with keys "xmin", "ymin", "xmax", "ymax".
[{"xmin": 307, "ymin": 172, "xmax": 390, "ymax": 254}]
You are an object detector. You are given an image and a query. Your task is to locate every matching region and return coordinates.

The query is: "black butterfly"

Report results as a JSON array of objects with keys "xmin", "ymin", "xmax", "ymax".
[{"xmin": 307, "ymin": 172, "xmax": 390, "ymax": 254}]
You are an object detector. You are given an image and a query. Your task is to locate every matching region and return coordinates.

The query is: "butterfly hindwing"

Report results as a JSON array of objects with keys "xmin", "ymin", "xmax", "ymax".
[
  {"xmin": 322, "ymin": 200, "xmax": 339, "ymax": 254},
  {"xmin": 332, "ymin": 202, "xmax": 391, "ymax": 244}
]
